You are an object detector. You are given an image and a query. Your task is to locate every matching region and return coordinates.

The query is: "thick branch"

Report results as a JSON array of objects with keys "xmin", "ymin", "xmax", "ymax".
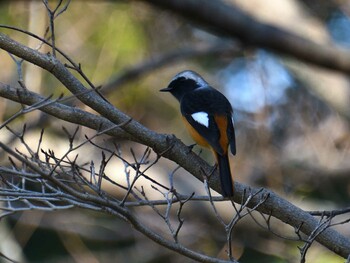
[
  {"xmin": 0, "ymin": 82, "xmax": 133, "ymax": 141},
  {"xmin": 141, "ymin": 0, "xmax": 350, "ymax": 74},
  {"xmin": 0, "ymin": 32, "xmax": 349, "ymax": 258}
]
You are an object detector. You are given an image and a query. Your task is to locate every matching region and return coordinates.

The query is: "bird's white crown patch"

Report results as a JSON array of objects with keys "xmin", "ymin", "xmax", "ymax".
[{"xmin": 172, "ymin": 70, "xmax": 208, "ymax": 88}]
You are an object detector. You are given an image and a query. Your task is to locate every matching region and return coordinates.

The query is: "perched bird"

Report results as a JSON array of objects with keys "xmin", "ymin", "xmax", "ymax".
[{"xmin": 160, "ymin": 70, "xmax": 236, "ymax": 197}]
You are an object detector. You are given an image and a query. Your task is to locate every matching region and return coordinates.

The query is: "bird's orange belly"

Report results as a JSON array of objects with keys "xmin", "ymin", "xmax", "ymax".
[{"xmin": 182, "ymin": 116, "xmax": 210, "ymax": 147}]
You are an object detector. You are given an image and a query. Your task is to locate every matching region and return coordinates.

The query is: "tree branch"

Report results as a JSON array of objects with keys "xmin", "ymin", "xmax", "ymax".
[
  {"xmin": 0, "ymin": 141, "xmax": 236, "ymax": 263},
  {"xmin": 0, "ymin": 32, "xmax": 349, "ymax": 258},
  {"xmin": 140, "ymin": 0, "xmax": 350, "ymax": 74},
  {"xmin": 0, "ymin": 82, "xmax": 133, "ymax": 141}
]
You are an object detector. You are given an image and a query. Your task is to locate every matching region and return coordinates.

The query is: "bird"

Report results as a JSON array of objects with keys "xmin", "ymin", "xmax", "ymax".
[{"xmin": 160, "ymin": 70, "xmax": 236, "ymax": 197}]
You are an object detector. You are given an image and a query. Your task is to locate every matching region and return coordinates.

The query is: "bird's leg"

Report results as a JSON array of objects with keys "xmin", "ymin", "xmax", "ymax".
[
  {"xmin": 207, "ymin": 163, "xmax": 218, "ymax": 180},
  {"xmin": 186, "ymin": 143, "xmax": 197, "ymax": 154}
]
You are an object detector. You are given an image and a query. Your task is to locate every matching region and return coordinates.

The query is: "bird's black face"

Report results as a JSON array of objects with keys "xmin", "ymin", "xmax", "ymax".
[{"xmin": 160, "ymin": 77, "xmax": 200, "ymax": 101}]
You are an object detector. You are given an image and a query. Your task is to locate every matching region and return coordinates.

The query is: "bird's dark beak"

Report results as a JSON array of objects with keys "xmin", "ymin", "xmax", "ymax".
[{"xmin": 160, "ymin": 87, "xmax": 171, "ymax": 92}]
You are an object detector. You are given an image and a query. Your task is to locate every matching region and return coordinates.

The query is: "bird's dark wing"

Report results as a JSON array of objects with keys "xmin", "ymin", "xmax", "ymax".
[
  {"xmin": 227, "ymin": 117, "xmax": 236, "ymax": 155},
  {"xmin": 184, "ymin": 111, "xmax": 224, "ymax": 155},
  {"xmin": 180, "ymin": 87, "xmax": 234, "ymax": 156}
]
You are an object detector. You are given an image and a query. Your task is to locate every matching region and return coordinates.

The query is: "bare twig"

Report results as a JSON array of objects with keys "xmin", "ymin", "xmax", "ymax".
[
  {"xmin": 0, "ymin": 82, "xmax": 133, "ymax": 142},
  {"xmin": 308, "ymin": 207, "xmax": 350, "ymax": 217},
  {"xmin": 248, "ymin": 210, "xmax": 304, "ymax": 242},
  {"xmin": 1, "ymin": 17, "xmax": 350, "ymax": 260},
  {"xmin": 0, "ymin": 93, "xmax": 57, "ymax": 130},
  {"xmin": 299, "ymin": 216, "xmax": 332, "ymax": 263},
  {"xmin": 42, "ymin": 0, "xmax": 72, "ymax": 56},
  {"xmin": 8, "ymin": 53, "xmax": 24, "ymax": 82},
  {"xmin": 0, "ymin": 138, "xmax": 237, "ymax": 263}
]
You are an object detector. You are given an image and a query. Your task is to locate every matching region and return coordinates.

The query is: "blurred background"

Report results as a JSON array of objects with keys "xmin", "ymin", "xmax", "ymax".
[{"xmin": 0, "ymin": 0, "xmax": 350, "ymax": 262}]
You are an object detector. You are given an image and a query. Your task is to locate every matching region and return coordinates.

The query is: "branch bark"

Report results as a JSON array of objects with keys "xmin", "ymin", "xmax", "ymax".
[
  {"xmin": 0, "ymin": 32, "xmax": 349, "ymax": 258},
  {"xmin": 0, "ymin": 82, "xmax": 133, "ymax": 141}
]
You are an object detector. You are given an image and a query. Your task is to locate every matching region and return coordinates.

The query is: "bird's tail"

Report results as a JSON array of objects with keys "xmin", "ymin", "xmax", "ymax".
[{"xmin": 216, "ymin": 153, "xmax": 234, "ymax": 197}]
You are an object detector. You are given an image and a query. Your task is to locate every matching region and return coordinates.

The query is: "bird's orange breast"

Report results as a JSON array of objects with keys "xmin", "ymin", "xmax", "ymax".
[
  {"xmin": 182, "ymin": 116, "xmax": 210, "ymax": 147},
  {"xmin": 182, "ymin": 114, "xmax": 229, "ymax": 155}
]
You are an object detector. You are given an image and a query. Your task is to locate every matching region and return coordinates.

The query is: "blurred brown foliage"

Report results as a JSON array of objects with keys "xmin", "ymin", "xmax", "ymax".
[{"xmin": 0, "ymin": 1, "xmax": 349, "ymax": 262}]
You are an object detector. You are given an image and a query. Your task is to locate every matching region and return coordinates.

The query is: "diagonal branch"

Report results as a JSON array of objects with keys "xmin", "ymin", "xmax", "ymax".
[
  {"xmin": 0, "ymin": 32, "xmax": 349, "ymax": 258},
  {"xmin": 140, "ymin": 0, "xmax": 350, "ymax": 74}
]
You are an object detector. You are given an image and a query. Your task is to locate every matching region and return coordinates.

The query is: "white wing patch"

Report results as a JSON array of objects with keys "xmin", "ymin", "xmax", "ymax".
[{"xmin": 191, "ymin": 112, "xmax": 209, "ymax": 128}]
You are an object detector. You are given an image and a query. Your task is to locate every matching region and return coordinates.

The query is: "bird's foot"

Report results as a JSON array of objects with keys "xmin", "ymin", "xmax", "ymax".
[{"xmin": 186, "ymin": 143, "xmax": 197, "ymax": 154}]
